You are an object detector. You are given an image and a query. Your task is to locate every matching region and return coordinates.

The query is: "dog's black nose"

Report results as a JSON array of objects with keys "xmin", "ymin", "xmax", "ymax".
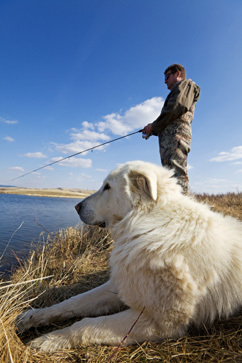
[{"xmin": 75, "ymin": 202, "xmax": 82, "ymax": 214}]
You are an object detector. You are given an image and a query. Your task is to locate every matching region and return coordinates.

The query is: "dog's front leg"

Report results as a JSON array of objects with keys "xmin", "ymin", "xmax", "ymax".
[
  {"xmin": 29, "ymin": 308, "xmax": 157, "ymax": 352},
  {"xmin": 17, "ymin": 280, "xmax": 123, "ymax": 333}
]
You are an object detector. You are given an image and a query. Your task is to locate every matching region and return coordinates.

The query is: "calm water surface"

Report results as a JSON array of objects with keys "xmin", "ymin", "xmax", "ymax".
[{"xmin": 0, "ymin": 194, "xmax": 82, "ymax": 274}]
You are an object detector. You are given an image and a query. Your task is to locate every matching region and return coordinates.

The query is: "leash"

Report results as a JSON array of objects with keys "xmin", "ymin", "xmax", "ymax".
[{"xmin": 12, "ymin": 129, "xmax": 143, "ymax": 181}]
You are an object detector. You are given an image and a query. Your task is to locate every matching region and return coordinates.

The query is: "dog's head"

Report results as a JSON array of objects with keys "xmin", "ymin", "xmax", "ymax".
[{"xmin": 75, "ymin": 161, "xmax": 180, "ymax": 228}]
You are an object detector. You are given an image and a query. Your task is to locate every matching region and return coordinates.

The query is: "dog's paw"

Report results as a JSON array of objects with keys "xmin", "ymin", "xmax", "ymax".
[
  {"xmin": 17, "ymin": 308, "xmax": 49, "ymax": 333},
  {"xmin": 16, "ymin": 309, "xmax": 38, "ymax": 333},
  {"xmin": 29, "ymin": 331, "xmax": 72, "ymax": 353}
]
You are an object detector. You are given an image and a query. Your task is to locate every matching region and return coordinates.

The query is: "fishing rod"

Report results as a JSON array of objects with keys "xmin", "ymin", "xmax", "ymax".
[{"xmin": 12, "ymin": 129, "xmax": 144, "ymax": 181}]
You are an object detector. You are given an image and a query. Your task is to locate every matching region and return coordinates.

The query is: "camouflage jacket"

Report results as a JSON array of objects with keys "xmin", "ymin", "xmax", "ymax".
[{"xmin": 152, "ymin": 79, "xmax": 200, "ymax": 135}]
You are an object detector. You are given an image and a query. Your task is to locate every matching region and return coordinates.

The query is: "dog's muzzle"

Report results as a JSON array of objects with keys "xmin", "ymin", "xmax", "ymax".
[
  {"xmin": 75, "ymin": 201, "xmax": 106, "ymax": 228},
  {"xmin": 75, "ymin": 202, "xmax": 82, "ymax": 214}
]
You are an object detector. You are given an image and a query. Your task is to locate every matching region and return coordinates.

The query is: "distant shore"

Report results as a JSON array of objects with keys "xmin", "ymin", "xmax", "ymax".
[{"xmin": 0, "ymin": 187, "xmax": 95, "ymax": 199}]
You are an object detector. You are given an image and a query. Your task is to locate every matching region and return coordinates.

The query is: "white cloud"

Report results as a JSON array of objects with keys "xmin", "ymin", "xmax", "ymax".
[
  {"xmin": 97, "ymin": 115, "xmax": 130, "ymax": 135},
  {"xmin": 210, "ymin": 146, "xmax": 242, "ymax": 162},
  {"xmin": 82, "ymin": 121, "xmax": 95, "ymax": 129},
  {"xmin": 71, "ymin": 122, "xmax": 95, "ymax": 134},
  {"xmin": 235, "ymin": 169, "xmax": 242, "ymax": 174},
  {"xmin": 96, "ymin": 168, "xmax": 108, "ymax": 172},
  {"xmin": 24, "ymin": 152, "xmax": 47, "ymax": 158},
  {"xmin": 191, "ymin": 177, "xmax": 242, "ymax": 194},
  {"xmin": 4, "ymin": 136, "xmax": 15, "ymax": 142},
  {"xmin": 52, "ymin": 140, "xmax": 107, "ymax": 155},
  {"xmin": 0, "ymin": 117, "xmax": 18, "ymax": 124},
  {"xmin": 52, "ymin": 97, "xmax": 163, "ymax": 157},
  {"xmin": 9, "ymin": 166, "xmax": 24, "ymax": 172},
  {"xmin": 50, "ymin": 156, "xmax": 92, "ymax": 168},
  {"xmin": 96, "ymin": 97, "xmax": 163, "ymax": 135},
  {"xmin": 187, "ymin": 164, "xmax": 193, "ymax": 170},
  {"xmin": 81, "ymin": 173, "xmax": 92, "ymax": 178},
  {"xmin": 70, "ymin": 129, "xmax": 110, "ymax": 142}
]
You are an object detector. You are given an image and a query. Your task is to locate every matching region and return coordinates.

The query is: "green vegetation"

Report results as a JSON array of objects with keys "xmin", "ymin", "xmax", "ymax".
[{"xmin": 0, "ymin": 193, "xmax": 241, "ymax": 362}]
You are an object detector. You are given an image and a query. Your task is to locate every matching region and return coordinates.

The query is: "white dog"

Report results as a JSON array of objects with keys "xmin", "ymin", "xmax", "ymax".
[{"xmin": 18, "ymin": 161, "xmax": 242, "ymax": 353}]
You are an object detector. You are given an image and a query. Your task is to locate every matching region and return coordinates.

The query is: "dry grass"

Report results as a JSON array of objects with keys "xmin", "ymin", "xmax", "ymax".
[
  {"xmin": 0, "ymin": 187, "xmax": 94, "ymax": 199},
  {"xmin": 0, "ymin": 193, "xmax": 241, "ymax": 362},
  {"xmin": 194, "ymin": 192, "xmax": 242, "ymax": 220}
]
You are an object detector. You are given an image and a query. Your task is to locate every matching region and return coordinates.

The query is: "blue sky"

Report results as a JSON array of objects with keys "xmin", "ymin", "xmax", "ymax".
[{"xmin": 1, "ymin": 0, "xmax": 242, "ymax": 194}]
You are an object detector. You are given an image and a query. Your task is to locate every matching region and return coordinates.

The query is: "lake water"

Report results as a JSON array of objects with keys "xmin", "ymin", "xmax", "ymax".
[{"xmin": 0, "ymin": 194, "xmax": 82, "ymax": 275}]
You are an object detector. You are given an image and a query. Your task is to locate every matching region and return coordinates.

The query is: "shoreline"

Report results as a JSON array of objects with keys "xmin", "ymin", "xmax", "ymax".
[{"xmin": 0, "ymin": 187, "xmax": 94, "ymax": 199}]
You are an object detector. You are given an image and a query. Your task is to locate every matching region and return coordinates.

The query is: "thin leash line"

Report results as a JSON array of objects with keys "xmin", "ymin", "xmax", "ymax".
[{"xmin": 11, "ymin": 129, "xmax": 143, "ymax": 181}]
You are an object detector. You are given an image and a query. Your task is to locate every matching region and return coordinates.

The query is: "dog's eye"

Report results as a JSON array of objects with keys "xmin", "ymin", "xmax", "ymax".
[{"xmin": 103, "ymin": 183, "xmax": 110, "ymax": 191}]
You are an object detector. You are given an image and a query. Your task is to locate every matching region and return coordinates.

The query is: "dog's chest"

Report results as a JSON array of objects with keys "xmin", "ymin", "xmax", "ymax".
[{"xmin": 109, "ymin": 246, "xmax": 149, "ymax": 308}]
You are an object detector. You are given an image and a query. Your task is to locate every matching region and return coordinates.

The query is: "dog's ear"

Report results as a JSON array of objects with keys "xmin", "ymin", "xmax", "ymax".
[{"xmin": 128, "ymin": 170, "xmax": 157, "ymax": 201}]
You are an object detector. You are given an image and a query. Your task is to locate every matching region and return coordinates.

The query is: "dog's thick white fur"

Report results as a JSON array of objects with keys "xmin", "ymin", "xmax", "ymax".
[{"xmin": 18, "ymin": 161, "xmax": 242, "ymax": 353}]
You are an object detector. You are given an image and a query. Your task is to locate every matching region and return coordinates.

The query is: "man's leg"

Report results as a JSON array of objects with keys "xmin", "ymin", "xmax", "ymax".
[{"xmin": 158, "ymin": 121, "xmax": 191, "ymax": 194}]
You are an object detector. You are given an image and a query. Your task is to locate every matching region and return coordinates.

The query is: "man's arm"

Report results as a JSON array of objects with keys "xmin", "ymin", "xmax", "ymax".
[{"xmin": 151, "ymin": 80, "xmax": 200, "ymax": 134}]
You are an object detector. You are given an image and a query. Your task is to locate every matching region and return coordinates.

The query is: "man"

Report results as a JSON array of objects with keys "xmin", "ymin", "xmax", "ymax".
[{"xmin": 143, "ymin": 64, "xmax": 200, "ymax": 194}]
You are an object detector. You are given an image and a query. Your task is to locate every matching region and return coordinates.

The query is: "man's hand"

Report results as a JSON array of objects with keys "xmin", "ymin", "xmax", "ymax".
[{"xmin": 142, "ymin": 123, "xmax": 153, "ymax": 136}]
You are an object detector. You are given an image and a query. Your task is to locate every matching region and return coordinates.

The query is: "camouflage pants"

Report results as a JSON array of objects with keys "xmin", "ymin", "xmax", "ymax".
[{"xmin": 158, "ymin": 120, "xmax": 192, "ymax": 194}]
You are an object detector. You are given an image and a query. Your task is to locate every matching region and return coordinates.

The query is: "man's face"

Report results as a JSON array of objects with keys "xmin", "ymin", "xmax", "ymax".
[{"xmin": 164, "ymin": 71, "xmax": 179, "ymax": 90}]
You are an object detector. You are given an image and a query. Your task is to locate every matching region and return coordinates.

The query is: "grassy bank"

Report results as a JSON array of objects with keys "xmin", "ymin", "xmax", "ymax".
[
  {"xmin": 0, "ymin": 193, "xmax": 241, "ymax": 362},
  {"xmin": 0, "ymin": 187, "xmax": 94, "ymax": 199}
]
